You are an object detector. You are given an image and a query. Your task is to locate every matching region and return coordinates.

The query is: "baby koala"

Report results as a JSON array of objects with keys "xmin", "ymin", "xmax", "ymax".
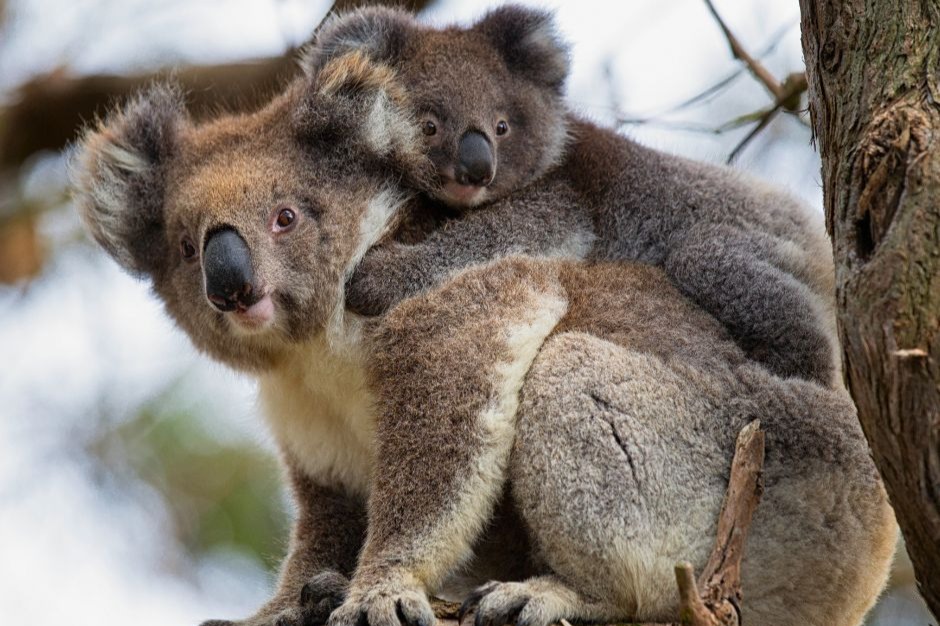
[{"xmin": 307, "ymin": 4, "xmax": 840, "ymax": 386}]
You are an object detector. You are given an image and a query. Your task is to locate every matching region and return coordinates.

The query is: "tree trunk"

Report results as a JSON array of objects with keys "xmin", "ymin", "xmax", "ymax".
[{"xmin": 799, "ymin": 0, "xmax": 940, "ymax": 618}]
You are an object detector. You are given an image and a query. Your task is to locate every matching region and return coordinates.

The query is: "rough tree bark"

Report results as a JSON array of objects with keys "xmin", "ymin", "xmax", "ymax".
[{"xmin": 799, "ymin": 0, "xmax": 940, "ymax": 618}]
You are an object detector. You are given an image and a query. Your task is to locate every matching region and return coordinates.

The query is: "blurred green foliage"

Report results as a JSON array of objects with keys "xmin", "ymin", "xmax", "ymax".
[{"xmin": 87, "ymin": 381, "xmax": 289, "ymax": 574}]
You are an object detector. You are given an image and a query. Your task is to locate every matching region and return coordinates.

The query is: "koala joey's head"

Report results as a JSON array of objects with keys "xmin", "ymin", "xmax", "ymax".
[
  {"xmin": 71, "ymin": 53, "xmax": 426, "ymax": 372},
  {"xmin": 305, "ymin": 4, "xmax": 571, "ymax": 209}
]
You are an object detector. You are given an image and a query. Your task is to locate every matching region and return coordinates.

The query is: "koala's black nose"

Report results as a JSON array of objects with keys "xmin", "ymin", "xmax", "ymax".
[
  {"xmin": 455, "ymin": 131, "xmax": 495, "ymax": 187},
  {"xmin": 203, "ymin": 228, "xmax": 257, "ymax": 312}
]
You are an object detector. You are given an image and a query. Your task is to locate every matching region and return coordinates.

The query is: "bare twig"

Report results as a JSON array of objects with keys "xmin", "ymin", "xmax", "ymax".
[
  {"xmin": 613, "ymin": 21, "xmax": 795, "ymax": 130},
  {"xmin": 702, "ymin": 0, "xmax": 782, "ymax": 100},
  {"xmin": 697, "ymin": 1, "xmax": 810, "ymax": 162},
  {"xmin": 694, "ymin": 420, "xmax": 765, "ymax": 624},
  {"xmin": 727, "ymin": 107, "xmax": 780, "ymax": 163}
]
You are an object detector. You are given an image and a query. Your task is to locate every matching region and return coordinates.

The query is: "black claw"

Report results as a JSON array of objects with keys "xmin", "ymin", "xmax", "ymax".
[
  {"xmin": 301, "ymin": 582, "xmax": 315, "ymax": 606},
  {"xmin": 394, "ymin": 599, "xmax": 432, "ymax": 626},
  {"xmin": 459, "ymin": 586, "xmax": 491, "ymax": 623},
  {"xmin": 304, "ymin": 600, "xmax": 338, "ymax": 626},
  {"xmin": 356, "ymin": 610, "xmax": 370, "ymax": 626},
  {"xmin": 476, "ymin": 596, "xmax": 527, "ymax": 626},
  {"xmin": 395, "ymin": 599, "xmax": 408, "ymax": 626},
  {"xmin": 458, "ymin": 597, "xmax": 476, "ymax": 623},
  {"xmin": 415, "ymin": 612, "xmax": 432, "ymax": 626}
]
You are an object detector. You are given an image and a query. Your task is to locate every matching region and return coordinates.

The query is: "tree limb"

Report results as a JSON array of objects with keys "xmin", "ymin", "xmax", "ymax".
[{"xmin": 799, "ymin": 0, "xmax": 940, "ymax": 618}]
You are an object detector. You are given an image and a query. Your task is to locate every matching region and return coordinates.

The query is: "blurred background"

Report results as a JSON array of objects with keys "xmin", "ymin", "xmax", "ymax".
[{"xmin": 0, "ymin": 0, "xmax": 932, "ymax": 624}]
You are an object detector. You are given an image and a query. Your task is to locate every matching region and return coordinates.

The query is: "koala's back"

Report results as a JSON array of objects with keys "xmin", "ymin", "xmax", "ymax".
[
  {"xmin": 562, "ymin": 117, "xmax": 826, "ymax": 268},
  {"xmin": 547, "ymin": 116, "xmax": 841, "ymax": 385}
]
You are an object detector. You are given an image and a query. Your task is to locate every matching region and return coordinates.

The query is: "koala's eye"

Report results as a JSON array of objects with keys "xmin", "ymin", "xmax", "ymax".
[
  {"xmin": 422, "ymin": 120, "xmax": 437, "ymax": 136},
  {"xmin": 274, "ymin": 207, "xmax": 297, "ymax": 232},
  {"xmin": 180, "ymin": 236, "xmax": 198, "ymax": 262},
  {"xmin": 496, "ymin": 120, "xmax": 509, "ymax": 136}
]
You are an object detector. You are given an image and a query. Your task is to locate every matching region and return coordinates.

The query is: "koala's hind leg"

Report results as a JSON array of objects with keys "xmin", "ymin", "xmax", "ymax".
[
  {"xmin": 328, "ymin": 258, "xmax": 568, "ymax": 626},
  {"xmin": 509, "ymin": 330, "xmax": 728, "ymax": 624},
  {"xmin": 510, "ymin": 330, "xmax": 895, "ymax": 626},
  {"xmin": 663, "ymin": 223, "xmax": 838, "ymax": 386}
]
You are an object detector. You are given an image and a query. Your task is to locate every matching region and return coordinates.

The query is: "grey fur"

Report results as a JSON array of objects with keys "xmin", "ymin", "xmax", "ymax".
[{"xmin": 316, "ymin": 6, "xmax": 840, "ymax": 386}]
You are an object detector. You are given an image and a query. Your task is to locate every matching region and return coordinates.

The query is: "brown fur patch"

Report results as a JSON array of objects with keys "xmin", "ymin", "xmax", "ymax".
[{"xmin": 317, "ymin": 50, "xmax": 408, "ymax": 106}]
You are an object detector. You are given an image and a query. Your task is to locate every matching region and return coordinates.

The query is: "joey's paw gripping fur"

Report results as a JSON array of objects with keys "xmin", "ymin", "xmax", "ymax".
[
  {"xmin": 345, "ymin": 247, "xmax": 403, "ymax": 317},
  {"xmin": 460, "ymin": 581, "xmax": 570, "ymax": 626},
  {"xmin": 327, "ymin": 579, "xmax": 435, "ymax": 626}
]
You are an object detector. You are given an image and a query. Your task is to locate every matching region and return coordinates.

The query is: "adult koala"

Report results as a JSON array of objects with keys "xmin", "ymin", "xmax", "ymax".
[{"xmin": 70, "ymin": 48, "xmax": 894, "ymax": 626}]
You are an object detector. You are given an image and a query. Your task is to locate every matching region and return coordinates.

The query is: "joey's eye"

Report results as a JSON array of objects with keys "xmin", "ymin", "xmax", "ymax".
[
  {"xmin": 496, "ymin": 120, "xmax": 509, "ymax": 136},
  {"xmin": 422, "ymin": 120, "xmax": 437, "ymax": 136},
  {"xmin": 180, "ymin": 236, "xmax": 198, "ymax": 262},
  {"xmin": 274, "ymin": 207, "xmax": 297, "ymax": 231}
]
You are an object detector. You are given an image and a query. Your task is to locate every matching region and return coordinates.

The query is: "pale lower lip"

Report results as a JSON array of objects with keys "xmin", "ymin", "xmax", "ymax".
[
  {"xmin": 231, "ymin": 293, "xmax": 274, "ymax": 330},
  {"xmin": 442, "ymin": 181, "xmax": 485, "ymax": 205}
]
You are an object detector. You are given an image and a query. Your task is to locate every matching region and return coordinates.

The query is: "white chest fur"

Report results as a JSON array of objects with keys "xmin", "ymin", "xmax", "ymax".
[
  {"xmin": 256, "ymin": 187, "xmax": 407, "ymax": 495},
  {"xmin": 258, "ymin": 334, "xmax": 377, "ymax": 496}
]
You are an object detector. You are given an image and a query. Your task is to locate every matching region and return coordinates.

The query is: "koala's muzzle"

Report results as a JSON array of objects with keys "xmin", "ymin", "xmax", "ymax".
[
  {"xmin": 456, "ymin": 131, "xmax": 495, "ymax": 187},
  {"xmin": 203, "ymin": 228, "xmax": 259, "ymax": 312}
]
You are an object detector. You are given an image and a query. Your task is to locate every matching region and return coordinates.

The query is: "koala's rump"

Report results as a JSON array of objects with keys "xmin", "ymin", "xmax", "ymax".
[{"xmin": 507, "ymin": 262, "xmax": 894, "ymax": 625}]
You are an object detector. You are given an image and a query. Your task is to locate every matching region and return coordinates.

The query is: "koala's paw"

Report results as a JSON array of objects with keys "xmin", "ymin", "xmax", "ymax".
[
  {"xmin": 460, "ymin": 581, "xmax": 570, "ymax": 626},
  {"xmin": 327, "ymin": 578, "xmax": 435, "ymax": 626},
  {"xmin": 199, "ymin": 572, "xmax": 349, "ymax": 626},
  {"xmin": 299, "ymin": 570, "xmax": 350, "ymax": 624},
  {"xmin": 345, "ymin": 245, "xmax": 418, "ymax": 317},
  {"xmin": 345, "ymin": 262, "xmax": 395, "ymax": 317}
]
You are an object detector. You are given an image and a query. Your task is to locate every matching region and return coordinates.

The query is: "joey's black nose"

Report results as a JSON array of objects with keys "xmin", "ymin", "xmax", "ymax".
[
  {"xmin": 456, "ymin": 131, "xmax": 495, "ymax": 187},
  {"xmin": 203, "ymin": 228, "xmax": 257, "ymax": 312}
]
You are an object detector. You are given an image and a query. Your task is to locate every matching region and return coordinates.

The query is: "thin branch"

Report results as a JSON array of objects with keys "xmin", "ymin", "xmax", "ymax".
[
  {"xmin": 612, "ymin": 21, "xmax": 795, "ymax": 129},
  {"xmin": 702, "ymin": 0, "xmax": 783, "ymax": 99},
  {"xmin": 698, "ymin": 0, "xmax": 809, "ymax": 162},
  {"xmin": 727, "ymin": 107, "xmax": 780, "ymax": 163},
  {"xmin": 695, "ymin": 420, "xmax": 765, "ymax": 622},
  {"xmin": 658, "ymin": 21, "xmax": 796, "ymax": 116}
]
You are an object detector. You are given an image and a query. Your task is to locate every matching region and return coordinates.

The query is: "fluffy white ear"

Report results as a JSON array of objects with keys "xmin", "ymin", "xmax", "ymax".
[
  {"xmin": 299, "ymin": 6, "xmax": 414, "ymax": 77},
  {"xmin": 70, "ymin": 84, "xmax": 186, "ymax": 277},
  {"xmin": 473, "ymin": 5, "xmax": 571, "ymax": 92}
]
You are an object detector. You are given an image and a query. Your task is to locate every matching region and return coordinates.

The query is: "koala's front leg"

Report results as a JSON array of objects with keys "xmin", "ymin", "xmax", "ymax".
[
  {"xmin": 331, "ymin": 258, "xmax": 569, "ymax": 626},
  {"xmin": 201, "ymin": 466, "xmax": 366, "ymax": 626}
]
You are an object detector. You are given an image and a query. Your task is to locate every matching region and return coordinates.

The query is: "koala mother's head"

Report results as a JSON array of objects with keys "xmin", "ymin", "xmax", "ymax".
[
  {"xmin": 305, "ymin": 5, "xmax": 571, "ymax": 208},
  {"xmin": 71, "ymin": 52, "xmax": 425, "ymax": 372}
]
